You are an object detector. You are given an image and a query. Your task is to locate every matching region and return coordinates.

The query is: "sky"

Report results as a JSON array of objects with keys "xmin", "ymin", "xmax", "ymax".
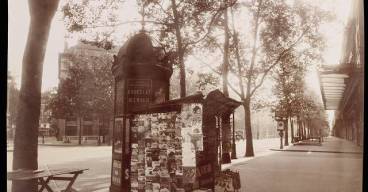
[{"xmin": 8, "ymin": 0, "xmax": 351, "ymax": 94}]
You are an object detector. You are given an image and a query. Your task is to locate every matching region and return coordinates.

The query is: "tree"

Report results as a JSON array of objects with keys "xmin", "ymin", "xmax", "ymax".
[
  {"xmin": 62, "ymin": 0, "xmax": 236, "ymax": 100},
  {"xmin": 12, "ymin": 1, "xmax": 60, "ymax": 192},
  {"xmin": 141, "ymin": 0, "xmax": 235, "ymax": 98},
  {"xmin": 197, "ymin": 0, "xmax": 330, "ymax": 157},
  {"xmin": 220, "ymin": 1, "xmax": 233, "ymax": 163},
  {"xmin": 61, "ymin": 0, "xmax": 123, "ymax": 49},
  {"xmin": 87, "ymin": 54, "xmax": 114, "ymax": 144},
  {"xmin": 46, "ymin": 50, "xmax": 114, "ymax": 144},
  {"xmin": 68, "ymin": 64, "xmax": 93, "ymax": 145},
  {"xmin": 272, "ymin": 52, "xmax": 307, "ymax": 145},
  {"xmin": 299, "ymin": 92, "xmax": 325, "ymax": 139}
]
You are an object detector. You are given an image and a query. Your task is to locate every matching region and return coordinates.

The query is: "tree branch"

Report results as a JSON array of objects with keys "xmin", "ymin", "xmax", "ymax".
[
  {"xmin": 249, "ymin": 30, "xmax": 307, "ymax": 98},
  {"xmin": 82, "ymin": 20, "xmax": 167, "ymax": 29},
  {"xmin": 154, "ymin": 1, "xmax": 171, "ymax": 16},
  {"xmin": 246, "ymin": 0, "xmax": 263, "ymax": 98},
  {"xmin": 192, "ymin": 55, "xmax": 242, "ymax": 97},
  {"xmin": 185, "ymin": 0, "xmax": 238, "ymax": 48}
]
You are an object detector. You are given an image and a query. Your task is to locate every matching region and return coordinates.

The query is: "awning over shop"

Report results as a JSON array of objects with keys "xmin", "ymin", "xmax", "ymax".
[{"xmin": 318, "ymin": 65, "xmax": 349, "ymax": 110}]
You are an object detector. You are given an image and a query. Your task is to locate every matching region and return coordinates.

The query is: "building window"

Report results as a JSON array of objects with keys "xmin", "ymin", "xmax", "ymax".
[
  {"xmin": 83, "ymin": 125, "xmax": 94, "ymax": 136},
  {"xmin": 65, "ymin": 126, "xmax": 78, "ymax": 136},
  {"xmin": 66, "ymin": 117, "xmax": 77, "ymax": 122}
]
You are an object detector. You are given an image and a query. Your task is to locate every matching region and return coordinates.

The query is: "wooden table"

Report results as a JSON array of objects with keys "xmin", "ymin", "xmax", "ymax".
[{"xmin": 7, "ymin": 168, "xmax": 88, "ymax": 192}]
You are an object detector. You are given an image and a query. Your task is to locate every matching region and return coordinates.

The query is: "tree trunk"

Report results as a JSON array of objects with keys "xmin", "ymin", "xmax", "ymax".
[
  {"xmin": 284, "ymin": 118, "xmax": 289, "ymax": 146},
  {"xmin": 12, "ymin": 1, "xmax": 59, "ymax": 192},
  {"xmin": 170, "ymin": 0, "xmax": 186, "ymax": 98},
  {"xmin": 298, "ymin": 117, "xmax": 303, "ymax": 139},
  {"xmin": 78, "ymin": 117, "xmax": 82, "ymax": 145},
  {"xmin": 222, "ymin": 7, "xmax": 230, "ymax": 97},
  {"xmin": 220, "ymin": 6, "xmax": 232, "ymax": 163},
  {"xmin": 301, "ymin": 121, "xmax": 305, "ymax": 139},
  {"xmin": 242, "ymin": 0, "xmax": 262, "ymax": 158},
  {"xmin": 243, "ymin": 100, "xmax": 254, "ymax": 157},
  {"xmin": 98, "ymin": 118, "xmax": 101, "ymax": 146},
  {"xmin": 290, "ymin": 116, "xmax": 294, "ymax": 143}
]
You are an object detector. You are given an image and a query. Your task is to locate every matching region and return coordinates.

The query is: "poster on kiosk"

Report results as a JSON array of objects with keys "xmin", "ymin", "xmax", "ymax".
[
  {"xmin": 110, "ymin": 31, "xmax": 241, "ymax": 192},
  {"xmin": 127, "ymin": 103, "xmax": 203, "ymax": 192}
]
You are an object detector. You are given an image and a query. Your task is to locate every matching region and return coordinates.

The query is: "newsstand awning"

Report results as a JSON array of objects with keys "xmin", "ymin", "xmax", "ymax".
[
  {"xmin": 318, "ymin": 65, "xmax": 349, "ymax": 110},
  {"xmin": 204, "ymin": 89, "xmax": 242, "ymax": 116}
]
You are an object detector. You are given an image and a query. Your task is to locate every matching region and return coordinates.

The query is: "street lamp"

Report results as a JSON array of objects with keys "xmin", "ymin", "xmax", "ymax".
[{"xmin": 275, "ymin": 110, "xmax": 287, "ymax": 149}]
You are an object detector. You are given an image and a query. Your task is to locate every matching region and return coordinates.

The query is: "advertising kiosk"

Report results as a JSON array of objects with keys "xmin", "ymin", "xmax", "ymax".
[{"xmin": 110, "ymin": 31, "xmax": 241, "ymax": 192}]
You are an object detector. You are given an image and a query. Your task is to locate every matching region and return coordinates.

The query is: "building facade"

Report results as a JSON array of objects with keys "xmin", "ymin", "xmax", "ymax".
[
  {"xmin": 57, "ymin": 42, "xmax": 117, "ymax": 143},
  {"xmin": 39, "ymin": 101, "xmax": 52, "ymax": 136},
  {"xmin": 319, "ymin": 0, "xmax": 364, "ymax": 146}
]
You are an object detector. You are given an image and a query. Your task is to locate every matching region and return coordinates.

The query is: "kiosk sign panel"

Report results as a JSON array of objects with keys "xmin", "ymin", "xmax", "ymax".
[{"xmin": 127, "ymin": 79, "xmax": 152, "ymax": 112}]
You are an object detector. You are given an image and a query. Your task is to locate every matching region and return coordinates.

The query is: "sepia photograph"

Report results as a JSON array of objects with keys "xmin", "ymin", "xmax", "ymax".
[{"xmin": 7, "ymin": 0, "xmax": 364, "ymax": 192}]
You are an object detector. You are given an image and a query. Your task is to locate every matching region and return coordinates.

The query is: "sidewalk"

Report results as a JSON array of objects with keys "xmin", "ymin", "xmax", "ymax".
[
  {"xmin": 7, "ymin": 137, "xmax": 110, "ymax": 151},
  {"xmin": 222, "ymin": 137, "xmax": 290, "ymax": 170},
  {"xmin": 228, "ymin": 136, "xmax": 363, "ymax": 192},
  {"xmin": 222, "ymin": 136, "xmax": 363, "ymax": 170},
  {"xmin": 270, "ymin": 136, "xmax": 363, "ymax": 154}
]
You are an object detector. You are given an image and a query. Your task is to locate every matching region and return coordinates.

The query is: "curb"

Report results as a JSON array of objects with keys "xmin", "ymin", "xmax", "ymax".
[
  {"xmin": 221, "ymin": 149, "xmax": 287, "ymax": 170},
  {"xmin": 221, "ymin": 157, "xmax": 253, "ymax": 170},
  {"xmin": 38, "ymin": 144, "xmax": 111, "ymax": 147},
  {"xmin": 269, "ymin": 149, "xmax": 363, "ymax": 154}
]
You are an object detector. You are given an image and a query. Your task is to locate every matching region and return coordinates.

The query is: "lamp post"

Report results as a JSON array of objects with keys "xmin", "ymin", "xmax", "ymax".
[
  {"xmin": 276, "ymin": 120, "xmax": 285, "ymax": 149},
  {"xmin": 275, "ymin": 110, "xmax": 287, "ymax": 150}
]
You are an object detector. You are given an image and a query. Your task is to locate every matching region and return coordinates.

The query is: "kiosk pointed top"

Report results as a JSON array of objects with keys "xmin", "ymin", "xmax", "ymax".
[{"xmin": 140, "ymin": 1, "xmax": 146, "ymax": 32}]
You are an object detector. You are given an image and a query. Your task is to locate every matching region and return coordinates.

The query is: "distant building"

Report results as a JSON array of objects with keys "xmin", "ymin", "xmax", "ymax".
[
  {"xmin": 56, "ymin": 42, "xmax": 117, "ymax": 143},
  {"xmin": 319, "ymin": 0, "xmax": 364, "ymax": 146},
  {"xmin": 39, "ymin": 100, "xmax": 52, "ymax": 136},
  {"xmin": 251, "ymin": 108, "xmax": 279, "ymax": 139},
  {"xmin": 59, "ymin": 42, "xmax": 116, "ymax": 80}
]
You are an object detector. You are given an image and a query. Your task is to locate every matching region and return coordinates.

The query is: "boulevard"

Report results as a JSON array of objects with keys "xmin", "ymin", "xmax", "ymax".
[{"xmin": 7, "ymin": 137, "xmax": 362, "ymax": 192}]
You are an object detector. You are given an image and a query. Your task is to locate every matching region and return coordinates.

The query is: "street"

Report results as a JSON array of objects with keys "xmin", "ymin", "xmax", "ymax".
[
  {"xmin": 7, "ymin": 137, "xmax": 362, "ymax": 192},
  {"xmin": 7, "ymin": 146, "xmax": 112, "ymax": 192}
]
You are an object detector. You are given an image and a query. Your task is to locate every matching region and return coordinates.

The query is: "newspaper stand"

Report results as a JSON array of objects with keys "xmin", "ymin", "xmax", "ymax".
[
  {"xmin": 110, "ymin": 31, "xmax": 173, "ymax": 192},
  {"xmin": 110, "ymin": 31, "xmax": 242, "ymax": 192}
]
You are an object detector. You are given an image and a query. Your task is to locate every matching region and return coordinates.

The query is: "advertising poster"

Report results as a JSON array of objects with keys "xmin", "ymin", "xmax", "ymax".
[
  {"xmin": 127, "ymin": 104, "xmax": 203, "ymax": 191},
  {"xmin": 129, "ymin": 112, "xmax": 185, "ymax": 191},
  {"xmin": 181, "ymin": 103, "xmax": 203, "ymax": 167},
  {"xmin": 112, "ymin": 160, "xmax": 122, "ymax": 186},
  {"xmin": 113, "ymin": 118, "xmax": 124, "ymax": 154}
]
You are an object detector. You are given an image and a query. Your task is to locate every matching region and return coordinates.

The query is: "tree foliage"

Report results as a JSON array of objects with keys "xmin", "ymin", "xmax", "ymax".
[
  {"xmin": 61, "ymin": 0, "xmax": 123, "ymax": 49},
  {"xmin": 140, "ymin": 0, "xmax": 233, "ymax": 97},
  {"xmin": 195, "ymin": 0, "xmax": 331, "ymax": 156},
  {"xmin": 47, "ymin": 50, "xmax": 114, "ymax": 120},
  {"xmin": 58, "ymin": 0, "xmax": 333, "ymax": 157}
]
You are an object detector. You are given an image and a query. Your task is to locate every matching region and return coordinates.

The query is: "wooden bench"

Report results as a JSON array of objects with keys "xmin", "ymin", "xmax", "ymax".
[{"xmin": 7, "ymin": 167, "xmax": 88, "ymax": 192}]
